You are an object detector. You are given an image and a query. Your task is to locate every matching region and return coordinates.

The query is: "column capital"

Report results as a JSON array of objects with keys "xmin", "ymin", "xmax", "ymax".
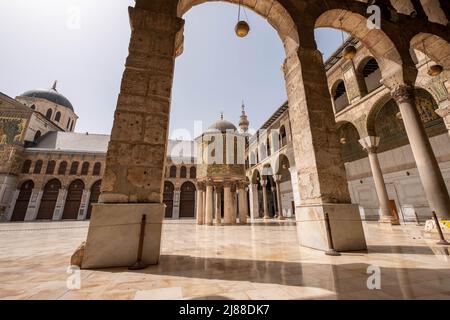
[
  {"xmin": 391, "ymin": 84, "xmax": 415, "ymax": 105},
  {"xmin": 359, "ymin": 136, "xmax": 380, "ymax": 154}
]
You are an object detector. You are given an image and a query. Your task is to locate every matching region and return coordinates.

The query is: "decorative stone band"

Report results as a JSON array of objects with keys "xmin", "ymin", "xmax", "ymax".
[{"xmin": 391, "ymin": 84, "xmax": 416, "ymax": 105}]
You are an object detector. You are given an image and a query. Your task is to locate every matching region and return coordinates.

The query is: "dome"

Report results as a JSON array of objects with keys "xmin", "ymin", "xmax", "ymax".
[
  {"xmin": 207, "ymin": 113, "xmax": 237, "ymax": 133},
  {"xmin": 21, "ymin": 81, "xmax": 74, "ymax": 111}
]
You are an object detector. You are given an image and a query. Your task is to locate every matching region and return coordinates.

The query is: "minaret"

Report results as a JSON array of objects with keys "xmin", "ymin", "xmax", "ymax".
[{"xmin": 239, "ymin": 101, "xmax": 249, "ymax": 133}]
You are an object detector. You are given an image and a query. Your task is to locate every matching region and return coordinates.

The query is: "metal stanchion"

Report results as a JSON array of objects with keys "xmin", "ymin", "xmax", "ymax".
[
  {"xmin": 432, "ymin": 211, "xmax": 449, "ymax": 246},
  {"xmin": 414, "ymin": 211, "xmax": 421, "ymax": 226},
  {"xmin": 129, "ymin": 214, "xmax": 149, "ymax": 270},
  {"xmin": 324, "ymin": 212, "xmax": 341, "ymax": 256}
]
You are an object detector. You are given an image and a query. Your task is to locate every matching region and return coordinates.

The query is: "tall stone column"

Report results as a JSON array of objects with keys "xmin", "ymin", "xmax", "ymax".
[
  {"xmin": 223, "ymin": 182, "xmax": 233, "ymax": 225},
  {"xmin": 274, "ymin": 176, "xmax": 285, "ymax": 220},
  {"xmin": 359, "ymin": 136, "xmax": 399, "ymax": 225},
  {"xmin": 249, "ymin": 184, "xmax": 260, "ymax": 219},
  {"xmin": 271, "ymin": 186, "xmax": 278, "ymax": 217},
  {"xmin": 238, "ymin": 183, "xmax": 248, "ymax": 224},
  {"xmin": 196, "ymin": 183, "xmax": 205, "ymax": 225},
  {"xmin": 5, "ymin": 189, "xmax": 20, "ymax": 221},
  {"xmin": 392, "ymin": 85, "xmax": 450, "ymax": 219},
  {"xmin": 79, "ymin": 189, "xmax": 91, "ymax": 220},
  {"xmin": 280, "ymin": 23, "xmax": 366, "ymax": 251},
  {"xmin": 81, "ymin": 7, "xmax": 185, "ymax": 268},
  {"xmin": 52, "ymin": 188, "xmax": 68, "ymax": 221},
  {"xmin": 205, "ymin": 182, "xmax": 214, "ymax": 226},
  {"xmin": 172, "ymin": 189, "xmax": 181, "ymax": 219},
  {"xmin": 215, "ymin": 185, "xmax": 222, "ymax": 225},
  {"xmin": 261, "ymin": 179, "xmax": 270, "ymax": 220}
]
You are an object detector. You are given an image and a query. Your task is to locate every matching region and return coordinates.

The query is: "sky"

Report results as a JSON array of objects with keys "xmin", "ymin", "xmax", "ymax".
[{"xmin": 0, "ymin": 0, "xmax": 346, "ymax": 138}]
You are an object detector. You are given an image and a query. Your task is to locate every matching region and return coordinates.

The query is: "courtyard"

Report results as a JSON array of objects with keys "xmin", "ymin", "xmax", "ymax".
[{"xmin": 0, "ymin": 220, "xmax": 449, "ymax": 300}]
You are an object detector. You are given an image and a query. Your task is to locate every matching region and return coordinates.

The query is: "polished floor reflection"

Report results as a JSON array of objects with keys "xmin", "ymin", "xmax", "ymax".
[{"xmin": 0, "ymin": 220, "xmax": 449, "ymax": 300}]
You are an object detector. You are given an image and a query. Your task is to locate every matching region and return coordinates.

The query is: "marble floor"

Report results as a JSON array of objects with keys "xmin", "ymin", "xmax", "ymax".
[{"xmin": 0, "ymin": 219, "xmax": 449, "ymax": 300}]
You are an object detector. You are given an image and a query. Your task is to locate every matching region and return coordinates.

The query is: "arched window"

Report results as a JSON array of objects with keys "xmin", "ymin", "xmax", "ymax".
[
  {"xmin": 190, "ymin": 166, "xmax": 197, "ymax": 179},
  {"xmin": 280, "ymin": 126, "xmax": 287, "ymax": 147},
  {"xmin": 45, "ymin": 109, "xmax": 53, "ymax": 120},
  {"xmin": 46, "ymin": 160, "xmax": 56, "ymax": 174},
  {"xmin": 180, "ymin": 166, "xmax": 187, "ymax": 179},
  {"xmin": 55, "ymin": 111, "xmax": 61, "ymax": 122},
  {"xmin": 34, "ymin": 130, "xmax": 41, "ymax": 142},
  {"xmin": 169, "ymin": 165, "xmax": 177, "ymax": 178},
  {"xmin": 81, "ymin": 162, "xmax": 90, "ymax": 175},
  {"xmin": 266, "ymin": 137, "xmax": 271, "ymax": 157},
  {"xmin": 58, "ymin": 161, "xmax": 68, "ymax": 175},
  {"xmin": 33, "ymin": 160, "xmax": 43, "ymax": 174},
  {"xmin": 70, "ymin": 120, "xmax": 74, "ymax": 131},
  {"xmin": 93, "ymin": 162, "xmax": 101, "ymax": 176},
  {"xmin": 30, "ymin": 105, "xmax": 36, "ymax": 110},
  {"xmin": 361, "ymin": 58, "xmax": 382, "ymax": 94},
  {"xmin": 332, "ymin": 80, "xmax": 349, "ymax": 113},
  {"xmin": 70, "ymin": 162, "xmax": 79, "ymax": 175},
  {"xmin": 21, "ymin": 160, "xmax": 32, "ymax": 174},
  {"xmin": 67, "ymin": 119, "xmax": 71, "ymax": 129}
]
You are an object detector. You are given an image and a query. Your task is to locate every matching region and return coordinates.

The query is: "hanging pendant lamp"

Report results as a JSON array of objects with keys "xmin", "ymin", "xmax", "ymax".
[
  {"xmin": 423, "ymin": 40, "xmax": 443, "ymax": 77},
  {"xmin": 340, "ymin": 18, "xmax": 356, "ymax": 60},
  {"xmin": 235, "ymin": 0, "xmax": 250, "ymax": 38}
]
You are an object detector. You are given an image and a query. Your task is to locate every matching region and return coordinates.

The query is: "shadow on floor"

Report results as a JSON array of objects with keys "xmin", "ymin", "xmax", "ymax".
[
  {"xmin": 367, "ymin": 245, "xmax": 450, "ymax": 256},
  {"xmin": 99, "ymin": 255, "xmax": 450, "ymax": 299}
]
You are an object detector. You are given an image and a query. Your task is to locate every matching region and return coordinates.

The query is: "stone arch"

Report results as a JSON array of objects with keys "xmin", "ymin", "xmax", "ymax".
[
  {"xmin": 251, "ymin": 168, "xmax": 261, "ymax": 185},
  {"xmin": 336, "ymin": 121, "xmax": 366, "ymax": 162},
  {"xmin": 367, "ymin": 87, "xmax": 445, "ymax": 152},
  {"xmin": 315, "ymin": 9, "xmax": 408, "ymax": 86},
  {"xmin": 62, "ymin": 179, "xmax": 85, "ymax": 220},
  {"xmin": 410, "ymin": 33, "xmax": 450, "ymax": 70},
  {"xmin": 36, "ymin": 179, "xmax": 61, "ymax": 220},
  {"xmin": 356, "ymin": 56, "xmax": 383, "ymax": 95},
  {"xmin": 11, "ymin": 180, "xmax": 34, "ymax": 222},
  {"xmin": 176, "ymin": 0, "xmax": 300, "ymax": 56}
]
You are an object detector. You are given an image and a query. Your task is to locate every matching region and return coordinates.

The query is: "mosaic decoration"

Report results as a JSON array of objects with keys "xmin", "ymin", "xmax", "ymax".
[{"xmin": 0, "ymin": 118, "xmax": 27, "ymax": 145}]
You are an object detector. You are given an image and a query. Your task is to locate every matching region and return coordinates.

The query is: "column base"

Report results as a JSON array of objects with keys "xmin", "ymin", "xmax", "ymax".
[
  {"xmin": 278, "ymin": 215, "xmax": 285, "ymax": 221},
  {"xmin": 79, "ymin": 203, "xmax": 165, "ymax": 269},
  {"xmin": 378, "ymin": 215, "xmax": 400, "ymax": 225},
  {"xmin": 295, "ymin": 204, "xmax": 367, "ymax": 252}
]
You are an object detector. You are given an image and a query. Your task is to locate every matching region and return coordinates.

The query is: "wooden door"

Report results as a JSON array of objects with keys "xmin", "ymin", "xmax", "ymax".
[
  {"xmin": 86, "ymin": 180, "xmax": 101, "ymax": 220},
  {"xmin": 179, "ymin": 182, "xmax": 196, "ymax": 218},
  {"xmin": 163, "ymin": 182, "xmax": 174, "ymax": 218}
]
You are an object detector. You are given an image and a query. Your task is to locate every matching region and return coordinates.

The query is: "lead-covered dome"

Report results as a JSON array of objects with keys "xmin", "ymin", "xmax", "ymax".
[
  {"xmin": 21, "ymin": 81, "xmax": 74, "ymax": 111},
  {"xmin": 207, "ymin": 113, "xmax": 237, "ymax": 133}
]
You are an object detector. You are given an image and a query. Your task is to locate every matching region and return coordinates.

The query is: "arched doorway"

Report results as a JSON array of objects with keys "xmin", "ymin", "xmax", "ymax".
[
  {"xmin": 86, "ymin": 180, "xmax": 102, "ymax": 220},
  {"xmin": 163, "ymin": 181, "xmax": 175, "ymax": 218},
  {"xmin": 62, "ymin": 180, "xmax": 85, "ymax": 220},
  {"xmin": 11, "ymin": 180, "xmax": 34, "ymax": 222},
  {"xmin": 179, "ymin": 181, "xmax": 196, "ymax": 218},
  {"xmin": 36, "ymin": 179, "xmax": 61, "ymax": 220}
]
